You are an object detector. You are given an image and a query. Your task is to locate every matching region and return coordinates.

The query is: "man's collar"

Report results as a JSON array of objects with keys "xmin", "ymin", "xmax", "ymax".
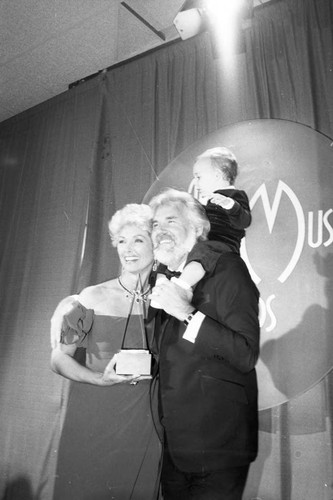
[
  {"xmin": 215, "ymin": 186, "xmax": 235, "ymax": 191},
  {"xmin": 175, "ymin": 260, "xmax": 186, "ymax": 272},
  {"xmin": 156, "ymin": 259, "xmax": 186, "ymax": 275}
]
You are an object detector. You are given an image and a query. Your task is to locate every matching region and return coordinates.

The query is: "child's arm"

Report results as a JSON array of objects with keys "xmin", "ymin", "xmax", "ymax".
[
  {"xmin": 177, "ymin": 240, "xmax": 231, "ymax": 290},
  {"xmin": 209, "ymin": 191, "xmax": 251, "ymax": 229},
  {"xmin": 178, "ymin": 261, "xmax": 206, "ymax": 289},
  {"xmin": 210, "ymin": 193, "xmax": 235, "ymax": 209}
]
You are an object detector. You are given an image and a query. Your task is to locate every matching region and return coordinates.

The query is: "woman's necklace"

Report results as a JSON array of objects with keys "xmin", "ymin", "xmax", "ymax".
[{"xmin": 117, "ymin": 277, "xmax": 150, "ymax": 303}]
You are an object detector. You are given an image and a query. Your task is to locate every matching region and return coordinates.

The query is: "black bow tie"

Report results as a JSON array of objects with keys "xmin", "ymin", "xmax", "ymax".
[
  {"xmin": 149, "ymin": 264, "xmax": 181, "ymax": 286},
  {"xmin": 159, "ymin": 267, "xmax": 181, "ymax": 280}
]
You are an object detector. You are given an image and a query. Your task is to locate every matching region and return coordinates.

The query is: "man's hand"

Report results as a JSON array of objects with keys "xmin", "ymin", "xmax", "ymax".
[
  {"xmin": 50, "ymin": 295, "xmax": 79, "ymax": 349},
  {"xmin": 149, "ymin": 279, "xmax": 194, "ymax": 321}
]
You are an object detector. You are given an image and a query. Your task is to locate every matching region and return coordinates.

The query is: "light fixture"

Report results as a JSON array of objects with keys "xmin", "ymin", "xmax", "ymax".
[
  {"xmin": 173, "ymin": 8, "xmax": 206, "ymax": 40},
  {"xmin": 173, "ymin": 0, "xmax": 252, "ymax": 43}
]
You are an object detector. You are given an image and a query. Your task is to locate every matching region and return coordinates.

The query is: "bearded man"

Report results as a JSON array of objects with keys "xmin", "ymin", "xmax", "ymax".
[{"xmin": 149, "ymin": 188, "xmax": 260, "ymax": 500}]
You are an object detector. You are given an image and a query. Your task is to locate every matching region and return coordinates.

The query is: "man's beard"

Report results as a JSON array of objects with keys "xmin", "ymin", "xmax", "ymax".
[
  {"xmin": 154, "ymin": 244, "xmax": 188, "ymax": 269},
  {"xmin": 153, "ymin": 232, "xmax": 197, "ymax": 269}
]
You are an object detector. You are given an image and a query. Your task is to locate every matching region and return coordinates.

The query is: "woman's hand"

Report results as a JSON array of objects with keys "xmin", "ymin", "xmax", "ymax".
[{"xmin": 101, "ymin": 354, "xmax": 152, "ymax": 386}]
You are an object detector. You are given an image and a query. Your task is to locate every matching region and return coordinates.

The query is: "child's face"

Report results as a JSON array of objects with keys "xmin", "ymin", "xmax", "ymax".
[{"xmin": 193, "ymin": 158, "xmax": 220, "ymax": 197}]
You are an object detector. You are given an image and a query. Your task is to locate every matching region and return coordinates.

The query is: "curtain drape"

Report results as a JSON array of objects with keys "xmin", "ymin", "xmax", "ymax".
[
  {"xmin": 0, "ymin": 0, "xmax": 332, "ymax": 498},
  {"xmin": 243, "ymin": 0, "xmax": 333, "ymax": 136},
  {"xmin": 0, "ymin": 34, "xmax": 220, "ymax": 499},
  {"xmin": 0, "ymin": 81, "xmax": 105, "ymax": 499},
  {"xmin": 78, "ymin": 35, "xmax": 219, "ymax": 288}
]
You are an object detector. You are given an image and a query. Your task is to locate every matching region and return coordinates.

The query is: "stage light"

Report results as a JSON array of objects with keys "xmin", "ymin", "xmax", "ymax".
[
  {"xmin": 205, "ymin": 0, "xmax": 245, "ymax": 20},
  {"xmin": 172, "ymin": 0, "xmax": 251, "ymax": 51},
  {"xmin": 173, "ymin": 8, "xmax": 205, "ymax": 41},
  {"xmin": 205, "ymin": 0, "xmax": 247, "ymax": 63}
]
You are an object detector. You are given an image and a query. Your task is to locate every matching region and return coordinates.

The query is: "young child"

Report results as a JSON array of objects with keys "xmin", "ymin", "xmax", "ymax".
[{"xmin": 174, "ymin": 146, "xmax": 251, "ymax": 293}]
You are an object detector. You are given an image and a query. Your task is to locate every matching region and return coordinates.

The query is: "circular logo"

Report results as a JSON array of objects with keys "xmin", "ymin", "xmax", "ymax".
[{"xmin": 144, "ymin": 119, "xmax": 333, "ymax": 409}]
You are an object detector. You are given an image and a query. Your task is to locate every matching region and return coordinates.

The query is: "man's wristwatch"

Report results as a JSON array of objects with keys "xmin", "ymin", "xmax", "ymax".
[{"xmin": 183, "ymin": 309, "xmax": 198, "ymax": 326}]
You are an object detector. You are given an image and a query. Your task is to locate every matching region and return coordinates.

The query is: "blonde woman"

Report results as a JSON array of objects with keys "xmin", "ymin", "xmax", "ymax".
[{"xmin": 51, "ymin": 204, "xmax": 161, "ymax": 500}]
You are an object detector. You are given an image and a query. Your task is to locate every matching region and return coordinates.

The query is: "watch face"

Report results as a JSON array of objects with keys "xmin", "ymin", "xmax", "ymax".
[
  {"xmin": 144, "ymin": 119, "xmax": 333, "ymax": 411},
  {"xmin": 184, "ymin": 315, "xmax": 192, "ymax": 325},
  {"xmin": 184, "ymin": 310, "xmax": 196, "ymax": 325}
]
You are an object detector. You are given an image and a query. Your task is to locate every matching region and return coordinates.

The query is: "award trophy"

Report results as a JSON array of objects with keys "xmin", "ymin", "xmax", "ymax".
[{"xmin": 116, "ymin": 282, "xmax": 152, "ymax": 376}]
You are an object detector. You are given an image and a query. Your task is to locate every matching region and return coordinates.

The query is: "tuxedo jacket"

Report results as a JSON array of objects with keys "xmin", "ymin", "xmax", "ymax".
[{"xmin": 154, "ymin": 251, "xmax": 260, "ymax": 473}]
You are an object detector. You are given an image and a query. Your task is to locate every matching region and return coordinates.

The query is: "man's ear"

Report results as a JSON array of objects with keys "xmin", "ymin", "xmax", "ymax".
[
  {"xmin": 195, "ymin": 226, "xmax": 204, "ymax": 240},
  {"xmin": 215, "ymin": 168, "xmax": 223, "ymax": 181}
]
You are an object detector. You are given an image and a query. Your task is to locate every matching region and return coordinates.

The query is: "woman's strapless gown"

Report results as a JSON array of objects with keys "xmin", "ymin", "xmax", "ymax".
[{"xmin": 52, "ymin": 303, "xmax": 162, "ymax": 500}]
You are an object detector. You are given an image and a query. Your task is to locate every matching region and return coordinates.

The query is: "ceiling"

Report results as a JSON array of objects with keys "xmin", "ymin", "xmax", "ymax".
[{"xmin": 0, "ymin": 0, "xmax": 270, "ymax": 125}]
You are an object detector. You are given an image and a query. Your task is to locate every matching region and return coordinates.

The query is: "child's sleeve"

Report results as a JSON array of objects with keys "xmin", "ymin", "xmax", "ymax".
[
  {"xmin": 223, "ymin": 190, "xmax": 251, "ymax": 229},
  {"xmin": 185, "ymin": 240, "xmax": 232, "ymax": 274}
]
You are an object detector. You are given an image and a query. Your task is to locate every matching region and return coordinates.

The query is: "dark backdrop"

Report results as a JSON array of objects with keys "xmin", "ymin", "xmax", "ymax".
[{"xmin": 0, "ymin": 0, "xmax": 332, "ymax": 498}]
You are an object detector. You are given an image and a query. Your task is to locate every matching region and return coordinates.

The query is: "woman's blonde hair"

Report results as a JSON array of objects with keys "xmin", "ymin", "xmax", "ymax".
[{"xmin": 108, "ymin": 204, "xmax": 153, "ymax": 247}]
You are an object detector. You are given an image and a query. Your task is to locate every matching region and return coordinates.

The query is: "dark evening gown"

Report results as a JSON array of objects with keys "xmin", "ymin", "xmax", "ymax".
[{"xmin": 52, "ymin": 303, "xmax": 162, "ymax": 500}]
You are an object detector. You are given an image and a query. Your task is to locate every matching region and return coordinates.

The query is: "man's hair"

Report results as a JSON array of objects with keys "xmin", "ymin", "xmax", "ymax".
[
  {"xmin": 149, "ymin": 188, "xmax": 210, "ymax": 241},
  {"xmin": 197, "ymin": 146, "xmax": 238, "ymax": 185},
  {"xmin": 108, "ymin": 203, "xmax": 153, "ymax": 247}
]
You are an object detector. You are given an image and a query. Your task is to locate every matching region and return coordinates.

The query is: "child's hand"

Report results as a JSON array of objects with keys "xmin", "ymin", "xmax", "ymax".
[{"xmin": 210, "ymin": 193, "xmax": 235, "ymax": 209}]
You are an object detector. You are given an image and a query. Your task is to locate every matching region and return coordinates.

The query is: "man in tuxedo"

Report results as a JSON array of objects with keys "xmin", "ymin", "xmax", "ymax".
[{"xmin": 149, "ymin": 188, "xmax": 260, "ymax": 500}]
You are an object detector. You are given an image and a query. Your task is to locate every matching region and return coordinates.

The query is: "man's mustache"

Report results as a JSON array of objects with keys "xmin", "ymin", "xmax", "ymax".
[{"xmin": 153, "ymin": 232, "xmax": 175, "ymax": 248}]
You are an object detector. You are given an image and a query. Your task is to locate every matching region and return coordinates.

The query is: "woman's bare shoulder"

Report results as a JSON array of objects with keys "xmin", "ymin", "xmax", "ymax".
[{"xmin": 78, "ymin": 279, "xmax": 118, "ymax": 308}]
